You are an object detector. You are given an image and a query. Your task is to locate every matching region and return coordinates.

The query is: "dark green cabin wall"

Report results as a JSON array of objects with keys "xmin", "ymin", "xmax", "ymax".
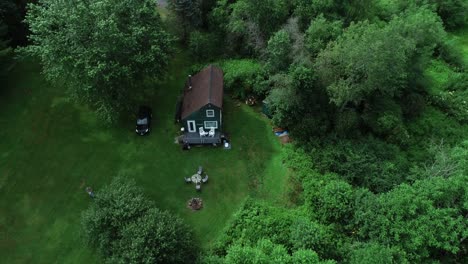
[{"xmin": 181, "ymin": 104, "xmax": 222, "ymax": 132}]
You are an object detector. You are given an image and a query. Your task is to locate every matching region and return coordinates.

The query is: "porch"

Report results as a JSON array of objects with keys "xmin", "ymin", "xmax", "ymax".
[{"xmin": 183, "ymin": 131, "xmax": 222, "ymax": 145}]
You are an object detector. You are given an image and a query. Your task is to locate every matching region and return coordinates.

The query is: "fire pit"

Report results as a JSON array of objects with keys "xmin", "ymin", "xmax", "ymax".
[{"xmin": 187, "ymin": 197, "xmax": 203, "ymax": 211}]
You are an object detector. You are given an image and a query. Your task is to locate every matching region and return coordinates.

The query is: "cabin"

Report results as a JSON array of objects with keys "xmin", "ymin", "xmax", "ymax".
[{"xmin": 178, "ymin": 65, "xmax": 224, "ymax": 145}]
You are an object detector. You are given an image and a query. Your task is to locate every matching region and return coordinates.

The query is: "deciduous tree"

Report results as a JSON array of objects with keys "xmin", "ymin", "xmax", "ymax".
[
  {"xmin": 81, "ymin": 177, "xmax": 196, "ymax": 263},
  {"xmin": 23, "ymin": 0, "xmax": 173, "ymax": 122}
]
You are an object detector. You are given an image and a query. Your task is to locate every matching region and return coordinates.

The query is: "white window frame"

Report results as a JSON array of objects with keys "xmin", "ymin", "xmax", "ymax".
[
  {"xmin": 187, "ymin": 120, "xmax": 196, "ymax": 132},
  {"xmin": 206, "ymin": 109, "xmax": 215, "ymax": 117},
  {"xmin": 204, "ymin": 121, "xmax": 218, "ymax": 129}
]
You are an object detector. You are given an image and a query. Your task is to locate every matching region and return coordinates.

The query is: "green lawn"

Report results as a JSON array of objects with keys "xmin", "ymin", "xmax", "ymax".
[{"xmin": 0, "ymin": 52, "xmax": 286, "ymax": 263}]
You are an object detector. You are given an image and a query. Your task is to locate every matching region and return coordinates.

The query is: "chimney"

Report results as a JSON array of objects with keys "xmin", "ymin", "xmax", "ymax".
[{"xmin": 188, "ymin": 75, "xmax": 192, "ymax": 90}]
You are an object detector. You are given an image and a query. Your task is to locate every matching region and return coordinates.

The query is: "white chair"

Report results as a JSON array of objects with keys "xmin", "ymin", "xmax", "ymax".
[
  {"xmin": 197, "ymin": 166, "xmax": 203, "ymax": 175},
  {"xmin": 202, "ymin": 175, "xmax": 208, "ymax": 183},
  {"xmin": 184, "ymin": 177, "xmax": 191, "ymax": 183},
  {"xmin": 199, "ymin": 127, "xmax": 208, "ymax": 137},
  {"xmin": 208, "ymin": 128, "xmax": 215, "ymax": 137},
  {"xmin": 196, "ymin": 183, "xmax": 201, "ymax": 191}
]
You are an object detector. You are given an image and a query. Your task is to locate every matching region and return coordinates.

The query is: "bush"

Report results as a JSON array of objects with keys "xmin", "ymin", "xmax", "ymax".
[
  {"xmin": 304, "ymin": 180, "xmax": 355, "ymax": 224},
  {"xmin": 213, "ymin": 199, "xmax": 300, "ymax": 254},
  {"xmin": 348, "ymin": 242, "xmax": 408, "ymax": 264},
  {"xmin": 305, "ymin": 138, "xmax": 409, "ymax": 193},
  {"xmin": 429, "ymin": 72, "xmax": 468, "ymax": 123},
  {"xmin": 81, "ymin": 177, "xmax": 196, "ymax": 263},
  {"xmin": 221, "ymin": 59, "xmax": 264, "ymax": 99}
]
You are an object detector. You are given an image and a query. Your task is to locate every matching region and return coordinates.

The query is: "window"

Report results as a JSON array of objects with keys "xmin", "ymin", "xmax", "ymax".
[
  {"xmin": 206, "ymin": 109, "xmax": 215, "ymax": 117},
  {"xmin": 204, "ymin": 121, "xmax": 218, "ymax": 129}
]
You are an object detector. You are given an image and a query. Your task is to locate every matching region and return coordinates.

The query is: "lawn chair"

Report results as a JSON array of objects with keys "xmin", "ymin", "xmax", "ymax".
[
  {"xmin": 202, "ymin": 175, "xmax": 208, "ymax": 183},
  {"xmin": 208, "ymin": 128, "xmax": 215, "ymax": 137},
  {"xmin": 197, "ymin": 166, "xmax": 203, "ymax": 175},
  {"xmin": 196, "ymin": 183, "xmax": 201, "ymax": 191},
  {"xmin": 199, "ymin": 127, "xmax": 208, "ymax": 137},
  {"xmin": 184, "ymin": 177, "xmax": 191, "ymax": 183}
]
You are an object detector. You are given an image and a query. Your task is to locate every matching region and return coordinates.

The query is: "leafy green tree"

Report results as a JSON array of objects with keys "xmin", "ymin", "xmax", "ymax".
[
  {"xmin": 314, "ymin": 21, "xmax": 414, "ymax": 108},
  {"xmin": 293, "ymin": 0, "xmax": 376, "ymax": 28},
  {"xmin": 315, "ymin": 8, "xmax": 444, "ymax": 109},
  {"xmin": 110, "ymin": 208, "xmax": 196, "ymax": 264},
  {"xmin": 355, "ymin": 173, "xmax": 467, "ymax": 262},
  {"xmin": 221, "ymin": 239, "xmax": 335, "ymax": 264},
  {"xmin": 81, "ymin": 177, "xmax": 196, "ymax": 263},
  {"xmin": 304, "ymin": 179, "xmax": 355, "ymax": 224},
  {"xmin": 349, "ymin": 242, "xmax": 408, "ymax": 264},
  {"xmin": 304, "ymin": 15, "xmax": 342, "ymax": 58},
  {"xmin": 290, "ymin": 217, "xmax": 338, "ymax": 259},
  {"xmin": 377, "ymin": 0, "xmax": 467, "ymax": 30},
  {"xmin": 223, "ymin": 0, "xmax": 289, "ymax": 53},
  {"xmin": 265, "ymin": 29, "xmax": 292, "ymax": 72},
  {"xmin": 221, "ymin": 59, "xmax": 263, "ymax": 99},
  {"xmin": 213, "ymin": 199, "xmax": 298, "ymax": 253},
  {"xmin": 23, "ymin": 0, "xmax": 173, "ymax": 123},
  {"xmin": 188, "ymin": 30, "xmax": 221, "ymax": 61},
  {"xmin": 169, "ymin": 0, "xmax": 202, "ymax": 41}
]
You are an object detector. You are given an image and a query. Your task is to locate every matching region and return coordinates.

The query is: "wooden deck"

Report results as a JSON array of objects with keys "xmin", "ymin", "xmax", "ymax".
[{"xmin": 183, "ymin": 131, "xmax": 222, "ymax": 145}]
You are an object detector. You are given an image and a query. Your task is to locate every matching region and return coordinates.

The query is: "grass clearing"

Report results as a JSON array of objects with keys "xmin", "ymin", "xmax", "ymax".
[{"xmin": 0, "ymin": 52, "xmax": 286, "ymax": 262}]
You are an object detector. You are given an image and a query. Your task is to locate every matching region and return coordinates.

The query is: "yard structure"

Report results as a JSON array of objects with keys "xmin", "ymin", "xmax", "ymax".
[{"xmin": 178, "ymin": 65, "xmax": 224, "ymax": 145}]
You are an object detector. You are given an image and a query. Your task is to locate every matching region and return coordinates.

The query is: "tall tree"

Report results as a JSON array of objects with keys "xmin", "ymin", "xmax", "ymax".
[
  {"xmin": 81, "ymin": 177, "xmax": 196, "ymax": 263},
  {"xmin": 355, "ymin": 172, "xmax": 467, "ymax": 262},
  {"xmin": 23, "ymin": 0, "xmax": 173, "ymax": 122},
  {"xmin": 314, "ymin": 8, "xmax": 444, "ymax": 109},
  {"xmin": 169, "ymin": 0, "xmax": 202, "ymax": 41}
]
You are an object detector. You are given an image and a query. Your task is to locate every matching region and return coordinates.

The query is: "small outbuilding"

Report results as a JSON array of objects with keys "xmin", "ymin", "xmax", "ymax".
[{"xmin": 178, "ymin": 65, "xmax": 224, "ymax": 145}]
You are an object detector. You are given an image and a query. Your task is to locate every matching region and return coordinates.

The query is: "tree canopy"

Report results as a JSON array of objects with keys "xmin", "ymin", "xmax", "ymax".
[
  {"xmin": 81, "ymin": 177, "xmax": 196, "ymax": 263},
  {"xmin": 23, "ymin": 0, "xmax": 173, "ymax": 122}
]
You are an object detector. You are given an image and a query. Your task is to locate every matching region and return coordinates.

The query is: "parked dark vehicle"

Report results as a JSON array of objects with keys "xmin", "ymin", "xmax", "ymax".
[{"xmin": 136, "ymin": 106, "xmax": 152, "ymax": 135}]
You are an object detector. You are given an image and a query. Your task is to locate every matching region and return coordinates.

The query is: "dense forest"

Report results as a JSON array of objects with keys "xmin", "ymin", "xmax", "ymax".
[{"xmin": 1, "ymin": 0, "xmax": 467, "ymax": 263}]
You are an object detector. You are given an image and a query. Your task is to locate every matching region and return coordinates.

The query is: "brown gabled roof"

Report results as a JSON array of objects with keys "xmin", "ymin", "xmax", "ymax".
[{"xmin": 181, "ymin": 65, "xmax": 224, "ymax": 119}]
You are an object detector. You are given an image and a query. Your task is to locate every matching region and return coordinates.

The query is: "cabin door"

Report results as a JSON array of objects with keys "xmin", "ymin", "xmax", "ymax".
[{"xmin": 187, "ymin": 120, "xmax": 196, "ymax": 132}]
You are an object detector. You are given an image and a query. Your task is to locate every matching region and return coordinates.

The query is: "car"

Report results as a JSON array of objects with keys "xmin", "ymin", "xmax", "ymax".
[{"xmin": 136, "ymin": 106, "xmax": 152, "ymax": 135}]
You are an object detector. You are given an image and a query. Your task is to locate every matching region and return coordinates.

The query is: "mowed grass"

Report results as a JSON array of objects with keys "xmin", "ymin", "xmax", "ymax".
[{"xmin": 0, "ymin": 52, "xmax": 286, "ymax": 263}]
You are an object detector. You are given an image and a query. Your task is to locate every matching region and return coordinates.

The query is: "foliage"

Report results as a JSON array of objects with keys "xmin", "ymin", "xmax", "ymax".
[
  {"xmin": 214, "ymin": 0, "xmax": 289, "ymax": 54},
  {"xmin": 429, "ymin": 71, "xmax": 468, "ymax": 123},
  {"xmin": 265, "ymin": 30, "xmax": 292, "ymax": 72},
  {"xmin": 213, "ymin": 199, "xmax": 300, "ymax": 254},
  {"xmin": 305, "ymin": 137, "xmax": 409, "ymax": 193},
  {"xmin": 221, "ymin": 59, "xmax": 264, "ymax": 99},
  {"xmin": 292, "ymin": 0, "xmax": 376, "ymax": 28},
  {"xmin": 220, "ymin": 239, "xmax": 335, "ymax": 264},
  {"xmin": 315, "ymin": 21, "xmax": 413, "ymax": 108},
  {"xmin": 355, "ymin": 172, "xmax": 468, "ymax": 262},
  {"xmin": 348, "ymin": 242, "xmax": 408, "ymax": 264},
  {"xmin": 81, "ymin": 177, "xmax": 196, "ymax": 263},
  {"xmin": 188, "ymin": 30, "xmax": 222, "ymax": 61},
  {"xmin": 23, "ymin": 0, "xmax": 173, "ymax": 123},
  {"xmin": 169, "ymin": 0, "xmax": 202, "ymax": 40},
  {"xmin": 377, "ymin": 0, "xmax": 468, "ymax": 30},
  {"xmin": 304, "ymin": 15, "xmax": 342, "ymax": 57},
  {"xmin": 315, "ymin": 8, "xmax": 444, "ymax": 108},
  {"xmin": 304, "ymin": 179, "xmax": 355, "ymax": 225},
  {"xmin": 289, "ymin": 217, "xmax": 340, "ymax": 259}
]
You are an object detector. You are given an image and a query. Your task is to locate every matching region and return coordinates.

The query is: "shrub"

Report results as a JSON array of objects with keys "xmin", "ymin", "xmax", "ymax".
[
  {"xmin": 221, "ymin": 59, "xmax": 263, "ymax": 99},
  {"xmin": 81, "ymin": 177, "xmax": 196, "ymax": 263}
]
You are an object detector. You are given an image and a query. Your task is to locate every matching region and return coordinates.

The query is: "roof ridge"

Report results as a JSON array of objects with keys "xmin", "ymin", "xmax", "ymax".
[{"xmin": 208, "ymin": 65, "xmax": 213, "ymax": 105}]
